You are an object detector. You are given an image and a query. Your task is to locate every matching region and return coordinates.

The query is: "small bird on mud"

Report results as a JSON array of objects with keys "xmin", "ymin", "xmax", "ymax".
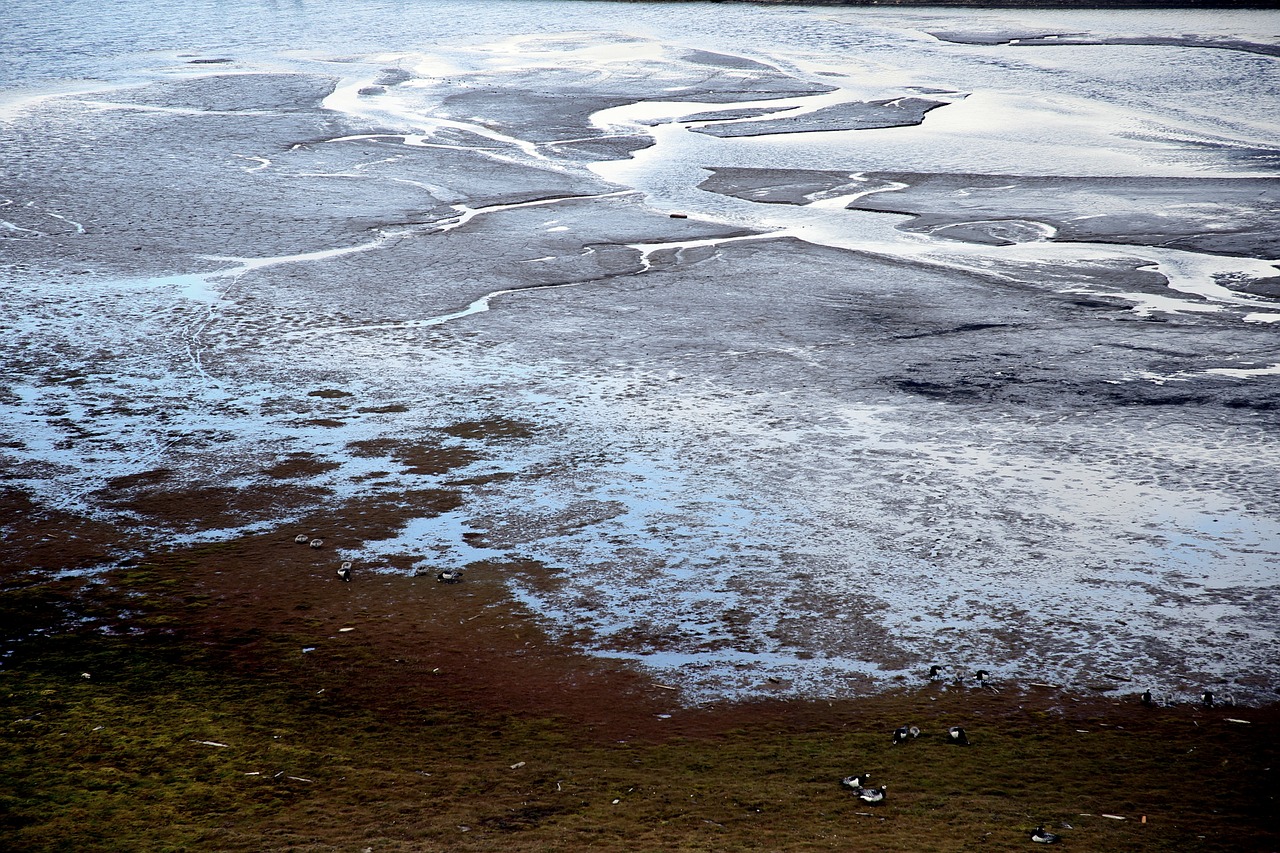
[
  {"xmin": 294, "ymin": 534, "xmax": 310, "ymax": 544},
  {"xmin": 309, "ymin": 538, "xmax": 324, "ymax": 549},
  {"xmin": 337, "ymin": 562, "xmax": 352, "ymax": 582},
  {"xmin": 973, "ymin": 669, "xmax": 990, "ymax": 686},
  {"xmin": 437, "ymin": 569, "xmax": 463, "ymax": 584},
  {"xmin": 892, "ymin": 725, "xmax": 921, "ymax": 744},
  {"xmin": 1140, "ymin": 690, "xmax": 1155, "ymax": 707},
  {"xmin": 1202, "ymin": 690, "xmax": 1215, "ymax": 708},
  {"xmin": 1030, "ymin": 826, "xmax": 1062, "ymax": 844},
  {"xmin": 929, "ymin": 664, "xmax": 944, "ymax": 679},
  {"xmin": 947, "ymin": 726, "xmax": 970, "ymax": 746}
]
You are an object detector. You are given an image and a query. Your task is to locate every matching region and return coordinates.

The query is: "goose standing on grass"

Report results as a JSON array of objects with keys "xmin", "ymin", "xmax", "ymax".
[
  {"xmin": 1202, "ymin": 690, "xmax": 1215, "ymax": 708},
  {"xmin": 947, "ymin": 726, "xmax": 970, "ymax": 746},
  {"xmin": 1030, "ymin": 826, "xmax": 1061, "ymax": 843},
  {"xmin": 1140, "ymin": 690, "xmax": 1154, "ymax": 707},
  {"xmin": 337, "ymin": 561, "xmax": 352, "ymax": 582},
  {"xmin": 973, "ymin": 669, "xmax": 989, "ymax": 686},
  {"xmin": 929, "ymin": 664, "xmax": 944, "ymax": 680},
  {"xmin": 437, "ymin": 569, "xmax": 463, "ymax": 584}
]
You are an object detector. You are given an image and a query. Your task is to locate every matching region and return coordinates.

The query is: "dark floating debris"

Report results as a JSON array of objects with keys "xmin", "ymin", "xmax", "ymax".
[
  {"xmin": 669, "ymin": 212, "xmax": 688, "ymax": 219},
  {"xmin": 947, "ymin": 726, "xmax": 970, "ymax": 746},
  {"xmin": 437, "ymin": 569, "xmax": 464, "ymax": 584},
  {"xmin": 1030, "ymin": 826, "xmax": 1062, "ymax": 844}
]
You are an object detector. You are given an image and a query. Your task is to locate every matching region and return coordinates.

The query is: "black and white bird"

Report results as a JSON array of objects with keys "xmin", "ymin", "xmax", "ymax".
[
  {"xmin": 437, "ymin": 569, "xmax": 463, "ymax": 584},
  {"xmin": 973, "ymin": 669, "xmax": 989, "ymax": 686},
  {"xmin": 947, "ymin": 726, "xmax": 970, "ymax": 746},
  {"xmin": 1030, "ymin": 826, "xmax": 1061, "ymax": 844},
  {"xmin": 309, "ymin": 538, "xmax": 324, "ymax": 549},
  {"xmin": 857, "ymin": 784, "xmax": 887, "ymax": 805},
  {"xmin": 840, "ymin": 774, "xmax": 869, "ymax": 791},
  {"xmin": 892, "ymin": 725, "xmax": 921, "ymax": 744},
  {"xmin": 929, "ymin": 664, "xmax": 944, "ymax": 679},
  {"xmin": 1202, "ymin": 690, "xmax": 1215, "ymax": 708},
  {"xmin": 337, "ymin": 561, "xmax": 352, "ymax": 582},
  {"xmin": 1140, "ymin": 690, "xmax": 1155, "ymax": 707},
  {"xmin": 294, "ymin": 534, "xmax": 310, "ymax": 544}
]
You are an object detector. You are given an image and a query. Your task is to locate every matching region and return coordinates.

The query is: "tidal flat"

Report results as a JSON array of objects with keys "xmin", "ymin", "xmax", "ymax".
[{"xmin": 2, "ymin": 1, "xmax": 1279, "ymax": 848}]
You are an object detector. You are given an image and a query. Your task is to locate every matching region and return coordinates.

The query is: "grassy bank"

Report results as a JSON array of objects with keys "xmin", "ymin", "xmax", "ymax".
[{"xmin": 3, "ymin": 564, "xmax": 1276, "ymax": 852}]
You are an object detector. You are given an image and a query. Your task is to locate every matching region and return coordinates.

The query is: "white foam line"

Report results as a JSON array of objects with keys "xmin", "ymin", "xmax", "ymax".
[
  {"xmin": 1135, "ymin": 361, "xmax": 1280, "ymax": 382},
  {"xmin": 807, "ymin": 178, "xmax": 911, "ymax": 209},
  {"xmin": 626, "ymin": 230, "xmax": 791, "ymax": 272},
  {"xmin": 321, "ymin": 78, "xmax": 549, "ymax": 161},
  {"xmin": 233, "ymin": 154, "xmax": 271, "ymax": 172},
  {"xmin": 306, "ymin": 281, "xmax": 591, "ymax": 335},
  {"xmin": 0, "ymin": 219, "xmax": 42, "ymax": 237},
  {"xmin": 42, "ymin": 210, "xmax": 85, "ymax": 234},
  {"xmin": 316, "ymin": 132, "xmax": 492, "ymax": 152},
  {"xmin": 436, "ymin": 189, "xmax": 637, "ymax": 234}
]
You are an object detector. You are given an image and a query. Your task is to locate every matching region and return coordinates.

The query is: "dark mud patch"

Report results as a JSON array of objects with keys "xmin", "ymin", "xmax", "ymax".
[
  {"xmin": 93, "ymin": 482, "xmax": 332, "ymax": 533},
  {"xmin": 261, "ymin": 454, "xmax": 340, "ymax": 480},
  {"xmin": 345, "ymin": 438, "xmax": 480, "ymax": 476},
  {"xmin": 443, "ymin": 417, "xmax": 536, "ymax": 441}
]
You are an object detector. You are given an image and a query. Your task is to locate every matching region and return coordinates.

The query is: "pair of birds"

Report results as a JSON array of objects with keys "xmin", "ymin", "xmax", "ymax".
[
  {"xmin": 892, "ymin": 724, "xmax": 970, "ymax": 746},
  {"xmin": 929, "ymin": 664, "xmax": 990, "ymax": 685},
  {"xmin": 839, "ymin": 774, "xmax": 886, "ymax": 804},
  {"xmin": 294, "ymin": 533, "xmax": 324, "ymax": 549}
]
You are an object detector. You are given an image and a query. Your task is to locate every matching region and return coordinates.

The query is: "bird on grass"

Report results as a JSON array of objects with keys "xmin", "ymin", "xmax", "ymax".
[
  {"xmin": 337, "ymin": 561, "xmax": 352, "ymax": 582},
  {"xmin": 929, "ymin": 664, "xmax": 944, "ymax": 679},
  {"xmin": 1140, "ymin": 690, "xmax": 1155, "ymax": 707},
  {"xmin": 840, "ymin": 774, "xmax": 869, "ymax": 791},
  {"xmin": 437, "ymin": 569, "xmax": 463, "ymax": 584},
  {"xmin": 892, "ymin": 725, "xmax": 921, "ymax": 744},
  {"xmin": 857, "ymin": 784, "xmax": 887, "ymax": 805},
  {"xmin": 947, "ymin": 726, "xmax": 970, "ymax": 746},
  {"xmin": 309, "ymin": 538, "xmax": 324, "ymax": 549},
  {"xmin": 1030, "ymin": 826, "xmax": 1062, "ymax": 844},
  {"xmin": 1202, "ymin": 690, "xmax": 1214, "ymax": 708},
  {"xmin": 294, "ymin": 534, "xmax": 310, "ymax": 544},
  {"xmin": 974, "ymin": 669, "xmax": 990, "ymax": 686}
]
